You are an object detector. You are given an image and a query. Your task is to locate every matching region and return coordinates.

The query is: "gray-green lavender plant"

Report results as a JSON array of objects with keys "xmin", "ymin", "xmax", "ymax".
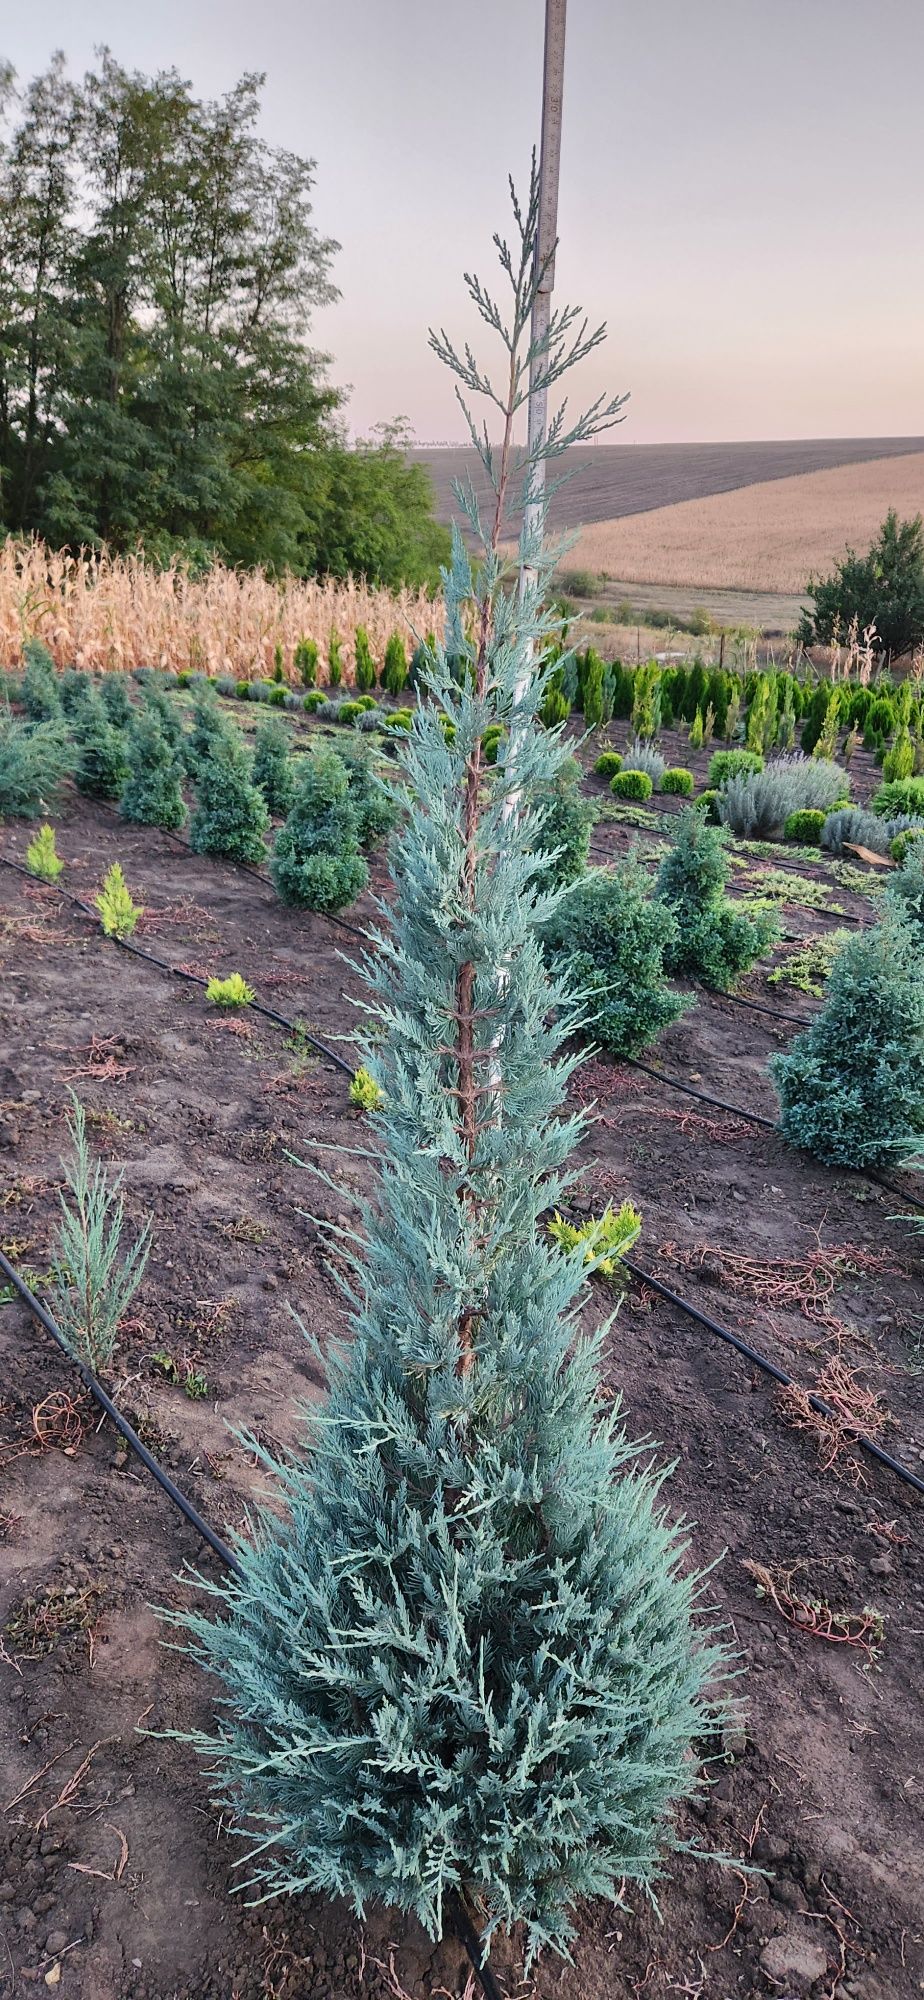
[
  {"xmin": 50, "ymin": 1096, "xmax": 152, "ymax": 1372},
  {"xmin": 171, "ymin": 164, "xmax": 727, "ymax": 1966},
  {"xmin": 621, "ymin": 734, "xmax": 666, "ymax": 786},
  {"xmin": 718, "ymin": 753, "xmax": 849, "ymax": 839}
]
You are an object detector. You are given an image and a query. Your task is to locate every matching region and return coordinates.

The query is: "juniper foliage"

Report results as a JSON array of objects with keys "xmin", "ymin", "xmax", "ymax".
[
  {"xmin": 252, "ymin": 718, "xmax": 296, "ymax": 817},
  {"xmin": 271, "ymin": 747, "xmax": 368, "ymax": 909},
  {"xmin": 51, "ymin": 1095, "xmax": 152, "ymax": 1373},
  {"xmin": 120, "ymin": 710, "xmax": 188, "ymax": 830},
  {"xmin": 542, "ymin": 858, "xmax": 687, "ymax": 1056},
  {"xmin": 770, "ymin": 918, "xmax": 924, "ymax": 1166},
  {"xmin": 655, "ymin": 807, "xmax": 779, "ymax": 988},
  {"xmin": 0, "ymin": 712, "xmax": 73, "ymax": 817},
  {"xmin": 21, "ymin": 639, "xmax": 61, "ymax": 720},
  {"xmin": 174, "ymin": 165, "xmax": 725, "ymax": 1965},
  {"xmin": 72, "ymin": 686, "xmax": 129, "ymax": 798},
  {"xmin": 189, "ymin": 737, "xmax": 270, "ymax": 864}
]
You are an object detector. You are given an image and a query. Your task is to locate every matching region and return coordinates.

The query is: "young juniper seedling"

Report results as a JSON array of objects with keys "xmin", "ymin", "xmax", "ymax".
[
  {"xmin": 95, "ymin": 863, "xmax": 142, "ymax": 939},
  {"xmin": 172, "ymin": 165, "xmax": 728, "ymax": 1970},
  {"xmin": 25, "ymin": 824, "xmax": 64, "ymax": 882},
  {"xmin": 206, "ymin": 973, "xmax": 256, "ymax": 1009},
  {"xmin": 50, "ymin": 1095, "xmax": 152, "ymax": 1373},
  {"xmin": 348, "ymin": 1065, "xmax": 383, "ymax": 1111}
]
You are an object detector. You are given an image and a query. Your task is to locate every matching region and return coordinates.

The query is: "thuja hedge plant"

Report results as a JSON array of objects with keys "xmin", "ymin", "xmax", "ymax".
[{"xmin": 171, "ymin": 168, "xmax": 728, "ymax": 1968}]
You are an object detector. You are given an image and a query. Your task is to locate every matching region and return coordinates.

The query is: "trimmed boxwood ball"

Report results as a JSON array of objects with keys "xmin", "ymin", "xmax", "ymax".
[
  {"xmin": 271, "ymin": 748, "xmax": 369, "ymax": 911},
  {"xmin": 891, "ymin": 826, "xmax": 924, "ymax": 864},
  {"xmin": 303, "ymin": 690, "xmax": 326, "ymax": 713},
  {"xmin": 707, "ymin": 748, "xmax": 763, "ymax": 787},
  {"xmin": 695, "ymin": 789, "xmax": 720, "ymax": 822},
  {"xmin": 594, "ymin": 750, "xmax": 622, "ymax": 777},
  {"xmin": 783, "ymin": 808, "xmax": 826, "ymax": 844},
  {"xmin": 611, "ymin": 768, "xmax": 653, "ymax": 800},
  {"xmin": 661, "ymin": 768, "xmax": 694, "ymax": 796}
]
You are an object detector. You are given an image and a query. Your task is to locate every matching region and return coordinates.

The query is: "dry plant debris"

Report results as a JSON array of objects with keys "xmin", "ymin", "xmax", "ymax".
[
  {"xmin": 743, "ymin": 1560, "xmax": 884, "ymax": 1664},
  {"xmin": 776, "ymin": 1355, "xmax": 888, "ymax": 1484}
]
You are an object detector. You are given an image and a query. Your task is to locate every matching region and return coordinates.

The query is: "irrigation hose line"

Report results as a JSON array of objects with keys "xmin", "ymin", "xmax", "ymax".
[
  {"xmin": 0, "ymin": 1247, "xmax": 506, "ymax": 2000},
  {"xmin": 0, "ymin": 853, "xmax": 355, "ymax": 1077},
  {"xmin": 620, "ymin": 1055, "xmax": 924, "ymax": 1215},
  {"xmin": 3, "ymin": 1244, "xmax": 918, "ymax": 2000},
  {"xmin": 623, "ymin": 1255, "xmax": 924, "ymax": 1499},
  {"xmin": 7, "ymin": 844, "xmax": 924, "ymax": 1216},
  {"xmin": 0, "ymin": 1246, "xmax": 243, "ymax": 1573}
]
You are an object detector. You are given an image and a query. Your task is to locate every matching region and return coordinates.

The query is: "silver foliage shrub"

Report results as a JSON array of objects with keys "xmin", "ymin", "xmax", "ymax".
[{"xmin": 718, "ymin": 753, "xmax": 849, "ymax": 839}]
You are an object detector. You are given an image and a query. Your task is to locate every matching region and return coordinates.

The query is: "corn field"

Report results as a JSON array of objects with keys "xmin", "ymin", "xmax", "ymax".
[{"xmin": 0, "ymin": 541, "xmax": 444, "ymax": 683}]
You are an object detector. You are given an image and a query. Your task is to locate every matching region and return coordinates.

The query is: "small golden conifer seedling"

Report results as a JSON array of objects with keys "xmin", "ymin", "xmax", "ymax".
[
  {"xmin": 95, "ymin": 862, "xmax": 142, "ymax": 938},
  {"xmin": 25, "ymin": 824, "xmax": 64, "ymax": 882},
  {"xmin": 206, "ymin": 972, "xmax": 256, "ymax": 1008},
  {"xmin": 348, "ymin": 1065, "xmax": 383, "ymax": 1111}
]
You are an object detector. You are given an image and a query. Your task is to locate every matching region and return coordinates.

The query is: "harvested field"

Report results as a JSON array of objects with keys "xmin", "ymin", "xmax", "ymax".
[
  {"xmin": 566, "ymin": 450, "xmax": 924, "ymax": 593},
  {"xmin": 413, "ymin": 435, "xmax": 924, "ymax": 538}
]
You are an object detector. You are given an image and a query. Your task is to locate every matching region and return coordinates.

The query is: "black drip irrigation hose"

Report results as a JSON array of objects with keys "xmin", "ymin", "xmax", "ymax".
[
  {"xmin": 0, "ymin": 853, "xmax": 355, "ymax": 1077},
  {"xmin": 623, "ymin": 1055, "xmax": 779, "ymax": 1130},
  {"xmin": 718, "ymin": 990, "xmax": 816, "ymax": 1029},
  {"xmin": 0, "ymin": 1247, "xmax": 243, "ymax": 1572},
  {"xmin": 1, "ymin": 1240, "xmax": 506, "ymax": 2000},
  {"xmin": 95, "ymin": 801, "xmax": 370, "ymax": 946},
  {"xmin": 623, "ymin": 1255, "xmax": 924, "ymax": 1499},
  {"xmin": 622, "ymin": 1055, "xmax": 924, "ymax": 1214}
]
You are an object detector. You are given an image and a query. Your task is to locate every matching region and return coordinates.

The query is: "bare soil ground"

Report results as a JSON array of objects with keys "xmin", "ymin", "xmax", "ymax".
[
  {"xmin": 1, "ymin": 718, "xmax": 923, "ymax": 2000},
  {"xmin": 413, "ymin": 437, "xmax": 924, "ymax": 539}
]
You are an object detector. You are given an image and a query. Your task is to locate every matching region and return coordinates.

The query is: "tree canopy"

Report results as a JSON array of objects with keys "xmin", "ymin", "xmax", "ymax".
[
  {"xmin": 0, "ymin": 54, "xmax": 448, "ymax": 586},
  {"xmin": 797, "ymin": 509, "xmax": 924, "ymax": 661}
]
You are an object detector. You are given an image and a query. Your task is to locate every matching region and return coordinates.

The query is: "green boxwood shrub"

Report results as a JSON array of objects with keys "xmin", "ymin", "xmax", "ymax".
[
  {"xmin": 610, "ymin": 769, "xmax": 653, "ymax": 801},
  {"xmin": 303, "ymin": 690, "xmax": 326, "ymax": 713},
  {"xmin": 272, "ymin": 749, "xmax": 369, "ymax": 911},
  {"xmin": 770, "ymin": 919, "xmax": 924, "ymax": 1166},
  {"xmin": 542, "ymin": 858, "xmax": 688, "ymax": 1056},
  {"xmin": 384, "ymin": 708, "xmax": 413, "ymax": 733},
  {"xmin": 661, "ymin": 768, "xmax": 694, "ymax": 796},
  {"xmin": 707, "ymin": 748, "xmax": 763, "ymax": 787},
  {"xmin": 783, "ymin": 808, "xmax": 826, "ymax": 844},
  {"xmin": 594, "ymin": 750, "xmax": 622, "ymax": 778},
  {"xmin": 696, "ymin": 789, "xmax": 720, "ymax": 822},
  {"xmin": 891, "ymin": 825, "xmax": 924, "ymax": 864},
  {"xmin": 655, "ymin": 808, "xmax": 779, "ymax": 990}
]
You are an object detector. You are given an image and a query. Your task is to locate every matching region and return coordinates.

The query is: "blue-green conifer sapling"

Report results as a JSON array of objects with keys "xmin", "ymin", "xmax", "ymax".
[
  {"xmin": 655, "ymin": 807, "xmax": 779, "ymax": 989},
  {"xmin": 252, "ymin": 717, "xmax": 296, "ymax": 817},
  {"xmin": 271, "ymin": 747, "xmax": 369, "ymax": 910},
  {"xmin": 73, "ymin": 686, "xmax": 129, "ymax": 799},
  {"xmin": 770, "ymin": 916, "xmax": 924, "ymax": 1166},
  {"xmin": 120, "ymin": 709, "xmax": 188, "ymax": 830},
  {"xmin": 172, "ymin": 166, "xmax": 726, "ymax": 1969},
  {"xmin": 189, "ymin": 736, "xmax": 269, "ymax": 864}
]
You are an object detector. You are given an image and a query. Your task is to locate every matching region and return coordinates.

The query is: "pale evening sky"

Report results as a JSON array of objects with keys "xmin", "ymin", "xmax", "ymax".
[{"xmin": 3, "ymin": 0, "xmax": 922, "ymax": 447}]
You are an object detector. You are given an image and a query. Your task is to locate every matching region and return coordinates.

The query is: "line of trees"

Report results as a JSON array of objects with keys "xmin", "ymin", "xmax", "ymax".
[{"xmin": 0, "ymin": 52, "xmax": 448, "ymax": 586}]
